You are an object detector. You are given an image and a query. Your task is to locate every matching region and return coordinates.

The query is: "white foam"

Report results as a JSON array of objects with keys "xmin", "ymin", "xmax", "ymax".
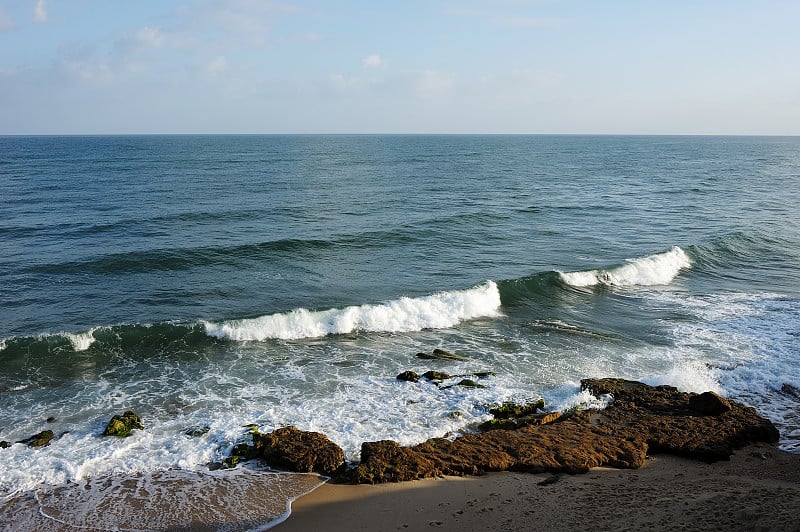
[
  {"xmin": 204, "ymin": 281, "xmax": 502, "ymax": 341},
  {"xmin": 559, "ymin": 246, "xmax": 691, "ymax": 287},
  {"xmin": 65, "ymin": 330, "xmax": 96, "ymax": 351}
]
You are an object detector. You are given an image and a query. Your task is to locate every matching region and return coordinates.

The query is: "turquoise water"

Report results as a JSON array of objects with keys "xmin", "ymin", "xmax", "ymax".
[{"xmin": 1, "ymin": 135, "xmax": 799, "ymax": 526}]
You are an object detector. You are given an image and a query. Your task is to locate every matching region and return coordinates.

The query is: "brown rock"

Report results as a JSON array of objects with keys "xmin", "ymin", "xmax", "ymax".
[
  {"xmin": 350, "ymin": 379, "xmax": 780, "ymax": 483},
  {"xmin": 356, "ymin": 440, "xmax": 441, "ymax": 483},
  {"xmin": 254, "ymin": 426, "xmax": 344, "ymax": 475},
  {"xmin": 689, "ymin": 391, "xmax": 732, "ymax": 415}
]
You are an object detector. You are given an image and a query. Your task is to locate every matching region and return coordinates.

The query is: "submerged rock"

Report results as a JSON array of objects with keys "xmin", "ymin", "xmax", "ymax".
[
  {"xmin": 351, "ymin": 379, "xmax": 780, "ymax": 483},
  {"xmin": 455, "ymin": 379, "xmax": 485, "ymax": 389},
  {"xmin": 185, "ymin": 425, "xmax": 211, "ymax": 437},
  {"xmin": 102, "ymin": 411, "xmax": 144, "ymax": 437},
  {"xmin": 396, "ymin": 371, "xmax": 420, "ymax": 382},
  {"xmin": 17, "ymin": 430, "xmax": 54, "ymax": 447},
  {"xmin": 421, "ymin": 371, "xmax": 451, "ymax": 381},
  {"xmin": 416, "ymin": 349, "xmax": 468, "ymax": 361}
]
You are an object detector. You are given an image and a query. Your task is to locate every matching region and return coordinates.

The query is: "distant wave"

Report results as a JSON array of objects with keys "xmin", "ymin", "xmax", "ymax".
[
  {"xmin": 558, "ymin": 246, "xmax": 691, "ymax": 287},
  {"xmin": 203, "ymin": 281, "xmax": 502, "ymax": 341}
]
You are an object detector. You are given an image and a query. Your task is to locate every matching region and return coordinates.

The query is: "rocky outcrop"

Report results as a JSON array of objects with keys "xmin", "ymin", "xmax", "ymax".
[
  {"xmin": 102, "ymin": 411, "xmax": 143, "ymax": 437},
  {"xmin": 252, "ymin": 426, "xmax": 345, "ymax": 476},
  {"xmin": 352, "ymin": 379, "xmax": 780, "ymax": 483}
]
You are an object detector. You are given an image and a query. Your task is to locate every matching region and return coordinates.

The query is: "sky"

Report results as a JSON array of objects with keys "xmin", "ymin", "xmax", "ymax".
[{"xmin": 0, "ymin": 0, "xmax": 798, "ymax": 135}]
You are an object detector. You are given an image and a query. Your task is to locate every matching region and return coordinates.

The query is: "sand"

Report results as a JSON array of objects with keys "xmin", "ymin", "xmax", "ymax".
[{"xmin": 278, "ymin": 444, "xmax": 800, "ymax": 532}]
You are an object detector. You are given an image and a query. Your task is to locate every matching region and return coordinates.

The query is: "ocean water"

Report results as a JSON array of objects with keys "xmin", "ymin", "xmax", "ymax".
[{"xmin": 1, "ymin": 135, "xmax": 799, "ymax": 528}]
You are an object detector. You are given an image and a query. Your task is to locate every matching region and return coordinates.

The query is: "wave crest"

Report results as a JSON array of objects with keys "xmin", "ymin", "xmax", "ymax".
[
  {"xmin": 559, "ymin": 246, "xmax": 691, "ymax": 287},
  {"xmin": 203, "ymin": 282, "xmax": 502, "ymax": 341}
]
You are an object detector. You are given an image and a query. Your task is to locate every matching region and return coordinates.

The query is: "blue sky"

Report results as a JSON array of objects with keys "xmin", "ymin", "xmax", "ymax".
[{"xmin": 1, "ymin": 0, "xmax": 798, "ymax": 134}]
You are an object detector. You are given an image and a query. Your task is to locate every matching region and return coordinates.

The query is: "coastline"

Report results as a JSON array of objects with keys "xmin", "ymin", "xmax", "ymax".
[
  {"xmin": 279, "ymin": 444, "xmax": 800, "ymax": 532},
  {"xmin": 3, "ymin": 443, "xmax": 798, "ymax": 531}
]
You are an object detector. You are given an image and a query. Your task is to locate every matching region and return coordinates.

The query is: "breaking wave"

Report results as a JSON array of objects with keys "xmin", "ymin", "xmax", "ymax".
[
  {"xmin": 558, "ymin": 246, "xmax": 691, "ymax": 287},
  {"xmin": 203, "ymin": 281, "xmax": 502, "ymax": 341}
]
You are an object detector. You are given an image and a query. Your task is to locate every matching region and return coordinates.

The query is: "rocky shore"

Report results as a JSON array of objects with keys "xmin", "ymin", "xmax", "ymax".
[
  {"xmin": 3, "ymin": 378, "xmax": 781, "ymax": 482},
  {"xmin": 216, "ymin": 377, "xmax": 780, "ymax": 483}
]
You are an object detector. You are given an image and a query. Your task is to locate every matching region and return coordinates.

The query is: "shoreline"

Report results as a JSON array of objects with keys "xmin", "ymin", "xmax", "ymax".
[
  {"xmin": 2, "ymin": 445, "xmax": 798, "ymax": 531},
  {"xmin": 279, "ymin": 443, "xmax": 800, "ymax": 531}
]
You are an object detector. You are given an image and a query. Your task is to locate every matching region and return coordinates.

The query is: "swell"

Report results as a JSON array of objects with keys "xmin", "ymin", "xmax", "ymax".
[{"xmin": 24, "ymin": 229, "xmax": 423, "ymax": 275}]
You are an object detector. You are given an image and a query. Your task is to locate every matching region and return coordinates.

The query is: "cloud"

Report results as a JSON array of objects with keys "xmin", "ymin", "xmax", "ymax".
[
  {"xmin": 34, "ymin": 0, "xmax": 47, "ymax": 22},
  {"xmin": 362, "ymin": 54, "xmax": 382, "ymax": 68}
]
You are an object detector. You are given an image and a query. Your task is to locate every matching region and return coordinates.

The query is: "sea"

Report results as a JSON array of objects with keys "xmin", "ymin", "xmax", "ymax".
[{"xmin": 1, "ymin": 134, "xmax": 799, "ymax": 529}]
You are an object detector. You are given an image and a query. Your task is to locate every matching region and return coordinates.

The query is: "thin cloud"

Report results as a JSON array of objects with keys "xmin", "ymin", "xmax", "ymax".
[
  {"xmin": 137, "ymin": 27, "xmax": 167, "ymax": 49},
  {"xmin": 362, "ymin": 54, "xmax": 382, "ymax": 68},
  {"xmin": 34, "ymin": 0, "xmax": 47, "ymax": 22}
]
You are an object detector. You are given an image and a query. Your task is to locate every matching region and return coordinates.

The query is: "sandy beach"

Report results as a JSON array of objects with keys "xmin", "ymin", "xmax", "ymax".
[{"xmin": 279, "ymin": 444, "xmax": 800, "ymax": 532}]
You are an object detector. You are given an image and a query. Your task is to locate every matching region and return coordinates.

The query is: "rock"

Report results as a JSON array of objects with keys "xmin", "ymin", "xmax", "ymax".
[
  {"xmin": 479, "ymin": 411, "xmax": 561, "ymax": 432},
  {"xmin": 185, "ymin": 426, "xmax": 210, "ymax": 437},
  {"xmin": 396, "ymin": 371, "xmax": 420, "ymax": 382},
  {"xmin": 489, "ymin": 400, "xmax": 545, "ymax": 419},
  {"xmin": 102, "ymin": 410, "xmax": 143, "ymax": 437},
  {"xmin": 416, "ymin": 349, "xmax": 468, "ymax": 361},
  {"xmin": 473, "ymin": 371, "xmax": 497, "ymax": 378},
  {"xmin": 356, "ymin": 440, "xmax": 441, "ymax": 483},
  {"xmin": 351, "ymin": 379, "xmax": 780, "ymax": 483},
  {"xmin": 421, "ymin": 371, "xmax": 451, "ymax": 381},
  {"xmin": 478, "ymin": 419, "xmax": 518, "ymax": 431},
  {"xmin": 253, "ymin": 426, "xmax": 344, "ymax": 475},
  {"xmin": 0, "ymin": 441, "xmax": 11, "ymax": 449},
  {"xmin": 17, "ymin": 430, "xmax": 54, "ymax": 447},
  {"xmin": 780, "ymin": 383, "xmax": 800, "ymax": 399},
  {"xmin": 689, "ymin": 391, "xmax": 732, "ymax": 415},
  {"xmin": 455, "ymin": 379, "xmax": 485, "ymax": 389}
]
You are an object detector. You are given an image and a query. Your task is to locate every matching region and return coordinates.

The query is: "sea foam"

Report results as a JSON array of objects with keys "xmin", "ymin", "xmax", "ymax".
[
  {"xmin": 204, "ymin": 281, "xmax": 502, "ymax": 341},
  {"xmin": 65, "ymin": 330, "xmax": 97, "ymax": 351},
  {"xmin": 559, "ymin": 246, "xmax": 691, "ymax": 287}
]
